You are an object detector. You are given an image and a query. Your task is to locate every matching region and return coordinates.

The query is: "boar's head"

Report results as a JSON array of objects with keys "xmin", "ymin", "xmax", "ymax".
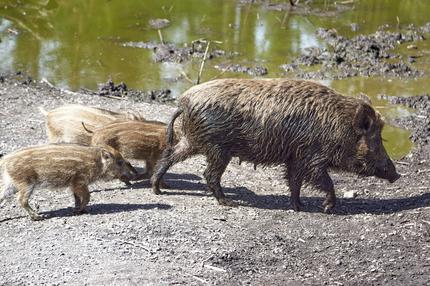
[{"xmin": 346, "ymin": 103, "xmax": 400, "ymax": 183}]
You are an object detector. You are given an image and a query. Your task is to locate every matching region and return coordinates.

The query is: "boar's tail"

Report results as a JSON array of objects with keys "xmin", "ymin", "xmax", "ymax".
[
  {"xmin": 81, "ymin": 122, "xmax": 94, "ymax": 134},
  {"xmin": 167, "ymin": 108, "xmax": 183, "ymax": 146},
  {"xmin": 38, "ymin": 106, "xmax": 48, "ymax": 116}
]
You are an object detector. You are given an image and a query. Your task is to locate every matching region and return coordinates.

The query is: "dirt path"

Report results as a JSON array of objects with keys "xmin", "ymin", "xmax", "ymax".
[{"xmin": 0, "ymin": 76, "xmax": 429, "ymax": 285}]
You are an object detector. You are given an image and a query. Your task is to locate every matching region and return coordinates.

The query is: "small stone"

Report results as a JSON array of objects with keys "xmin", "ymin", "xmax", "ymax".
[
  {"xmin": 407, "ymin": 44, "xmax": 417, "ymax": 49},
  {"xmin": 343, "ymin": 190, "xmax": 357, "ymax": 198}
]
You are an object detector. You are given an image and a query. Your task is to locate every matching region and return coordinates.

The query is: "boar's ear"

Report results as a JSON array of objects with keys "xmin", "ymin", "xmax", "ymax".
[
  {"xmin": 357, "ymin": 92, "xmax": 372, "ymax": 105},
  {"xmin": 353, "ymin": 104, "xmax": 374, "ymax": 135}
]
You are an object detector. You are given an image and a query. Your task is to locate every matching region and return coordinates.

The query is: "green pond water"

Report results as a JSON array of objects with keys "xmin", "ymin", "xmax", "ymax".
[{"xmin": 1, "ymin": 0, "xmax": 430, "ymax": 159}]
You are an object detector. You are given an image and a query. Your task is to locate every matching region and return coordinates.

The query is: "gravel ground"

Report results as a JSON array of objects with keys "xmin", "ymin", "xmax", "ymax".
[{"xmin": 0, "ymin": 76, "xmax": 429, "ymax": 286}]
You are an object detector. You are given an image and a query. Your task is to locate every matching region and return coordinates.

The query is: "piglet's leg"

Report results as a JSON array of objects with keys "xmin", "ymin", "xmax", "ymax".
[
  {"xmin": 17, "ymin": 184, "xmax": 44, "ymax": 221},
  {"xmin": 72, "ymin": 183, "xmax": 90, "ymax": 214},
  {"xmin": 73, "ymin": 194, "xmax": 81, "ymax": 210}
]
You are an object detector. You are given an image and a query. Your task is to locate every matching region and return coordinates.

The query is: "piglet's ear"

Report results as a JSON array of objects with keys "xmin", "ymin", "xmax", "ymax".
[
  {"xmin": 101, "ymin": 149, "xmax": 113, "ymax": 160},
  {"xmin": 353, "ymin": 104, "xmax": 374, "ymax": 135}
]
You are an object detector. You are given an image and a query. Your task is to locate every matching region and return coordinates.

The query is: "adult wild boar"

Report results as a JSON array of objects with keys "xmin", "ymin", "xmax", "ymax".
[{"xmin": 151, "ymin": 79, "xmax": 400, "ymax": 212}]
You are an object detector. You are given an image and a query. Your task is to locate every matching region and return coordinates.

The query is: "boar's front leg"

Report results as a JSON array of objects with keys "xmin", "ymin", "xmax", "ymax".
[
  {"xmin": 204, "ymin": 148, "xmax": 236, "ymax": 207},
  {"xmin": 311, "ymin": 170, "xmax": 336, "ymax": 213}
]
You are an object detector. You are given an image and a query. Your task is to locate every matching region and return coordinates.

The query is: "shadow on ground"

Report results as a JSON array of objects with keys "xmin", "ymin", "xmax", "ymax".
[
  {"xmin": 40, "ymin": 203, "xmax": 172, "ymax": 219},
  {"xmin": 148, "ymin": 176, "xmax": 430, "ymax": 215},
  {"xmin": 92, "ymin": 173, "xmax": 203, "ymax": 193},
  {"xmin": 0, "ymin": 215, "xmax": 27, "ymax": 223}
]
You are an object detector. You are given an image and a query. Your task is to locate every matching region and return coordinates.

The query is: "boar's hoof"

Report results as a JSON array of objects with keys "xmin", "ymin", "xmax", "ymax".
[
  {"xmin": 291, "ymin": 199, "xmax": 304, "ymax": 212},
  {"xmin": 217, "ymin": 198, "xmax": 238, "ymax": 207},
  {"xmin": 291, "ymin": 203, "xmax": 302, "ymax": 212}
]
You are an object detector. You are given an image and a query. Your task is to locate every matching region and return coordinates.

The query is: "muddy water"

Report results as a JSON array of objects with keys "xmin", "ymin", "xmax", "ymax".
[{"xmin": 1, "ymin": 0, "xmax": 429, "ymax": 158}]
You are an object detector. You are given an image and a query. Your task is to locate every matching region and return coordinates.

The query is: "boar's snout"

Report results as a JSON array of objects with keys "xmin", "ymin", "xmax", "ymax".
[{"xmin": 374, "ymin": 157, "xmax": 400, "ymax": 183}]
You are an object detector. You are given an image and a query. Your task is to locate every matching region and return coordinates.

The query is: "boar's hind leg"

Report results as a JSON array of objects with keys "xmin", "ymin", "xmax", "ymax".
[
  {"xmin": 311, "ymin": 170, "xmax": 336, "ymax": 213},
  {"xmin": 151, "ymin": 137, "xmax": 195, "ymax": 195},
  {"xmin": 204, "ymin": 149, "xmax": 236, "ymax": 207},
  {"xmin": 17, "ymin": 184, "xmax": 44, "ymax": 221},
  {"xmin": 146, "ymin": 159, "xmax": 170, "ymax": 189}
]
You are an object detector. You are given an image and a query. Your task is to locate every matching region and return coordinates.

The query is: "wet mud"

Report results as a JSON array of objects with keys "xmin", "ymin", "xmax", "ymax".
[
  {"xmin": 239, "ymin": 0, "xmax": 354, "ymax": 17},
  {"xmin": 380, "ymin": 94, "xmax": 430, "ymax": 145},
  {"xmin": 84, "ymin": 79, "xmax": 174, "ymax": 103},
  {"xmin": 282, "ymin": 23, "xmax": 430, "ymax": 80},
  {"xmin": 214, "ymin": 63, "xmax": 268, "ymax": 76},
  {"xmin": 122, "ymin": 39, "xmax": 228, "ymax": 63}
]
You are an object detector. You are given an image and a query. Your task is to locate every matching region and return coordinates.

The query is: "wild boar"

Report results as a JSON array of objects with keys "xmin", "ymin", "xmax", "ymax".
[
  {"xmin": 0, "ymin": 144, "xmax": 137, "ymax": 220},
  {"xmin": 40, "ymin": 104, "xmax": 146, "ymax": 145},
  {"xmin": 84, "ymin": 120, "xmax": 177, "ymax": 187},
  {"xmin": 151, "ymin": 78, "xmax": 400, "ymax": 212}
]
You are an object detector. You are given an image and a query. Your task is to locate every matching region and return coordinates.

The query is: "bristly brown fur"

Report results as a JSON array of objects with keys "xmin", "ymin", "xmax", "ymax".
[
  {"xmin": 0, "ymin": 144, "xmax": 136, "ymax": 220},
  {"xmin": 151, "ymin": 78, "xmax": 400, "ymax": 211}
]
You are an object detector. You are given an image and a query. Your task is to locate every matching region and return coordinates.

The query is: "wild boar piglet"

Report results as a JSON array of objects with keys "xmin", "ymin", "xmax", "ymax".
[
  {"xmin": 40, "ymin": 104, "xmax": 146, "ymax": 144},
  {"xmin": 0, "ymin": 144, "xmax": 137, "ymax": 220},
  {"xmin": 85, "ymin": 120, "xmax": 177, "ymax": 187}
]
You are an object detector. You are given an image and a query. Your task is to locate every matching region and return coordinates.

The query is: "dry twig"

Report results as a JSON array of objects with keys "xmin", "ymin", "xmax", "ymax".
[
  {"xmin": 197, "ymin": 41, "xmax": 211, "ymax": 85},
  {"xmin": 203, "ymin": 264, "xmax": 227, "ymax": 272}
]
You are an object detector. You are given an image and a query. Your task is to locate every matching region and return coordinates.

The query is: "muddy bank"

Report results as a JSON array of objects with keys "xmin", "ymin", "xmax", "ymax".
[
  {"xmin": 240, "ymin": 0, "xmax": 354, "ymax": 17},
  {"xmin": 122, "ymin": 40, "xmax": 269, "ymax": 77},
  {"xmin": 264, "ymin": 1, "xmax": 353, "ymax": 17},
  {"xmin": 214, "ymin": 63, "xmax": 268, "ymax": 76},
  {"xmin": 38, "ymin": 74, "xmax": 175, "ymax": 104},
  {"xmin": 282, "ymin": 23, "xmax": 430, "ymax": 80},
  {"xmin": 379, "ymin": 93, "xmax": 430, "ymax": 146},
  {"xmin": 122, "ymin": 39, "xmax": 228, "ymax": 63},
  {"xmin": 96, "ymin": 79, "xmax": 174, "ymax": 103}
]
